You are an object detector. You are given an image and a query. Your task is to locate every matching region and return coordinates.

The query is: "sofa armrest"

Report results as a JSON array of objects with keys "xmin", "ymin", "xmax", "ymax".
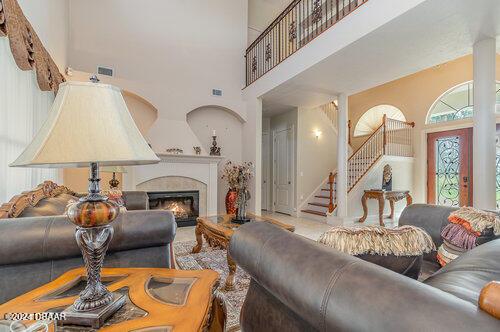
[
  {"xmin": 0, "ymin": 210, "xmax": 176, "ymax": 266},
  {"xmin": 399, "ymin": 204, "xmax": 457, "ymax": 247},
  {"xmin": 480, "ymin": 281, "xmax": 500, "ymax": 319},
  {"xmin": 122, "ymin": 191, "xmax": 150, "ymax": 210},
  {"xmin": 229, "ymin": 222, "xmax": 500, "ymax": 332}
]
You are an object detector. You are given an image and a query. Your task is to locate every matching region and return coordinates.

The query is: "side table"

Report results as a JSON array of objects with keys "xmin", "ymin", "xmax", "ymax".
[
  {"xmin": 359, "ymin": 190, "xmax": 412, "ymax": 226},
  {"xmin": 0, "ymin": 267, "xmax": 226, "ymax": 332}
]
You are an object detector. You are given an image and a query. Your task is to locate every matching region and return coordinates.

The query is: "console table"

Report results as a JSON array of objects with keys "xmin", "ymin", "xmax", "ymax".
[
  {"xmin": 0, "ymin": 267, "xmax": 226, "ymax": 332},
  {"xmin": 359, "ymin": 190, "xmax": 412, "ymax": 226}
]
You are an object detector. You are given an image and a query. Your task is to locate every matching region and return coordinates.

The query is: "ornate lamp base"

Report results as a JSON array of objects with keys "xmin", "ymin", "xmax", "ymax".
[
  {"xmin": 64, "ymin": 162, "xmax": 124, "ymax": 328},
  {"xmin": 60, "ymin": 293, "xmax": 126, "ymax": 329}
]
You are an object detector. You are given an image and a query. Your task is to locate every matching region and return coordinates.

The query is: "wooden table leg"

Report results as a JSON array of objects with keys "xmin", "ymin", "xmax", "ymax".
[
  {"xmin": 378, "ymin": 196, "xmax": 385, "ymax": 226},
  {"xmin": 225, "ymin": 253, "xmax": 236, "ymax": 291},
  {"xmin": 191, "ymin": 223, "xmax": 203, "ymax": 253},
  {"xmin": 359, "ymin": 193, "xmax": 369, "ymax": 223},
  {"xmin": 388, "ymin": 199, "xmax": 395, "ymax": 219}
]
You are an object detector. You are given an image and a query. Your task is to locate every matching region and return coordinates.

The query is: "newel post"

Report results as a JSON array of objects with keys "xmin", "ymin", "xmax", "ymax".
[{"xmin": 328, "ymin": 172, "xmax": 335, "ymax": 213}]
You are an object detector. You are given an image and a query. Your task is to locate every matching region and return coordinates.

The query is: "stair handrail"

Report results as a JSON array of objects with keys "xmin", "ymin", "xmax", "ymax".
[{"xmin": 321, "ymin": 116, "xmax": 414, "ymax": 215}]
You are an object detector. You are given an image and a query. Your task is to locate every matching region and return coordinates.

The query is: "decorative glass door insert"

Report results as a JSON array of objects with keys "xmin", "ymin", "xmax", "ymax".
[
  {"xmin": 427, "ymin": 128, "xmax": 472, "ymax": 207},
  {"xmin": 434, "ymin": 136, "xmax": 460, "ymax": 206}
]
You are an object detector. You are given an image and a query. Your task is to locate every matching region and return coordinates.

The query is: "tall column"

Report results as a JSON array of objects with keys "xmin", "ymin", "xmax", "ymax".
[
  {"xmin": 336, "ymin": 93, "xmax": 349, "ymax": 219},
  {"xmin": 473, "ymin": 38, "xmax": 496, "ymax": 210},
  {"xmin": 242, "ymin": 97, "xmax": 263, "ymax": 215}
]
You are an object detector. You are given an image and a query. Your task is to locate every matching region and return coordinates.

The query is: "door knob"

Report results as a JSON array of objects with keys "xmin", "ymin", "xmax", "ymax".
[{"xmin": 288, "ymin": 181, "xmax": 291, "ymax": 185}]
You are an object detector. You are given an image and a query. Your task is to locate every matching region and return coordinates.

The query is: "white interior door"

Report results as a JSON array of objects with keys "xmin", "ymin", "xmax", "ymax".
[
  {"xmin": 273, "ymin": 127, "xmax": 293, "ymax": 215},
  {"xmin": 262, "ymin": 132, "xmax": 270, "ymax": 210}
]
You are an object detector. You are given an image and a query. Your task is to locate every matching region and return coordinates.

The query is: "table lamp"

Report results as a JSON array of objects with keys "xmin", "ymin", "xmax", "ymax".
[
  {"xmin": 10, "ymin": 80, "xmax": 160, "ymax": 327},
  {"xmin": 101, "ymin": 166, "xmax": 127, "ymax": 189}
]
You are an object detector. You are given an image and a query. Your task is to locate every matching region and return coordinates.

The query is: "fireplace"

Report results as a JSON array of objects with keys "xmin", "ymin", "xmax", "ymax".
[{"xmin": 147, "ymin": 190, "xmax": 199, "ymax": 227}]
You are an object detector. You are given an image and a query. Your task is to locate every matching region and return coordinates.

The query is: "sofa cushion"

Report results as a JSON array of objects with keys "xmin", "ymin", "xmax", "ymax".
[
  {"xmin": 19, "ymin": 193, "xmax": 79, "ymax": 218},
  {"xmin": 424, "ymin": 239, "xmax": 500, "ymax": 305}
]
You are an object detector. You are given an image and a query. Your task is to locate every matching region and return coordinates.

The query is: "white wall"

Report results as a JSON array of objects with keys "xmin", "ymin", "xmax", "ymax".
[
  {"xmin": 68, "ymin": 0, "xmax": 248, "ymax": 123},
  {"xmin": 18, "ymin": 0, "xmax": 69, "ymax": 71},
  {"xmin": 187, "ymin": 106, "xmax": 244, "ymax": 213},
  {"xmin": 297, "ymin": 107, "xmax": 339, "ymax": 210}
]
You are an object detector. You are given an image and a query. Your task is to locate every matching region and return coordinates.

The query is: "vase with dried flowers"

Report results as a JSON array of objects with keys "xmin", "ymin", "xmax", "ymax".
[{"xmin": 221, "ymin": 161, "xmax": 253, "ymax": 222}]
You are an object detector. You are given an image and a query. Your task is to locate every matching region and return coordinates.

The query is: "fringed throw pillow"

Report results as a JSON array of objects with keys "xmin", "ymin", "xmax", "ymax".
[
  {"xmin": 318, "ymin": 225, "xmax": 435, "ymax": 279},
  {"xmin": 437, "ymin": 207, "xmax": 500, "ymax": 267},
  {"xmin": 318, "ymin": 225, "xmax": 435, "ymax": 256}
]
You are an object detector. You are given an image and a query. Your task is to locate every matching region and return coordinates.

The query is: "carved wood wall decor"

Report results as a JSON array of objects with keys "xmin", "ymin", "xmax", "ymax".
[
  {"xmin": 0, "ymin": 180, "xmax": 77, "ymax": 219},
  {"xmin": 0, "ymin": 0, "xmax": 65, "ymax": 93}
]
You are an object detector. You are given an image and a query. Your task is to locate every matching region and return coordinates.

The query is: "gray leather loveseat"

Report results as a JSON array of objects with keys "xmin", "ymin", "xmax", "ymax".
[{"xmin": 229, "ymin": 204, "xmax": 500, "ymax": 331}]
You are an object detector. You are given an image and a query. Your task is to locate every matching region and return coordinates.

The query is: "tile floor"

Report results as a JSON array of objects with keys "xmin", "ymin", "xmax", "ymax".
[{"xmin": 174, "ymin": 211, "xmax": 401, "ymax": 243}]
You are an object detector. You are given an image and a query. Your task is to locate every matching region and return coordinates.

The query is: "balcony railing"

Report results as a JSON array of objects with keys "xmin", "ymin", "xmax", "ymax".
[{"xmin": 245, "ymin": 0, "xmax": 368, "ymax": 86}]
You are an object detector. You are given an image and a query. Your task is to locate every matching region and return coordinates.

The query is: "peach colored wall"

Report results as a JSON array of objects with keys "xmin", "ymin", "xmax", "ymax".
[
  {"xmin": 348, "ymin": 54, "xmax": 500, "ymax": 203},
  {"xmin": 62, "ymin": 84, "xmax": 159, "ymax": 192}
]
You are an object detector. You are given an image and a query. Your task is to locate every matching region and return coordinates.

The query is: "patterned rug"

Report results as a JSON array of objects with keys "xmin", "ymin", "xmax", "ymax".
[{"xmin": 174, "ymin": 241, "xmax": 249, "ymax": 332}]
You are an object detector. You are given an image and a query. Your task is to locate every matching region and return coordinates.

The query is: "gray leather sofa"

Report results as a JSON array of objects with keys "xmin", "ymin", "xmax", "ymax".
[
  {"xmin": 0, "ymin": 191, "xmax": 176, "ymax": 304},
  {"xmin": 229, "ymin": 204, "xmax": 500, "ymax": 332}
]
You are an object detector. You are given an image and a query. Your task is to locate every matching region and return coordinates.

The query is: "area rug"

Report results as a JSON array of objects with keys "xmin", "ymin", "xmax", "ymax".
[{"xmin": 174, "ymin": 241, "xmax": 249, "ymax": 332}]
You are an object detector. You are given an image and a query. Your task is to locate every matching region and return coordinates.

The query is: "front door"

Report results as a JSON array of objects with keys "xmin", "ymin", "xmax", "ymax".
[
  {"xmin": 427, "ymin": 128, "xmax": 472, "ymax": 206},
  {"xmin": 273, "ymin": 127, "xmax": 293, "ymax": 214}
]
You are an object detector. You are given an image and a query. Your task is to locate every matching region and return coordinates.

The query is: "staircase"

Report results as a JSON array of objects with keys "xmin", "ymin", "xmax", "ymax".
[{"xmin": 301, "ymin": 115, "xmax": 414, "ymax": 217}]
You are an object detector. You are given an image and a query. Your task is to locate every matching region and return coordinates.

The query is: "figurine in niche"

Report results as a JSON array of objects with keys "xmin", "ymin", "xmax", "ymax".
[
  {"xmin": 210, "ymin": 136, "xmax": 221, "ymax": 156},
  {"xmin": 382, "ymin": 164, "xmax": 392, "ymax": 191}
]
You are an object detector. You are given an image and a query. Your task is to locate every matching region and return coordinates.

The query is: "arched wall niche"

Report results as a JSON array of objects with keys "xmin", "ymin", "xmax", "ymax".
[
  {"xmin": 122, "ymin": 90, "xmax": 159, "ymax": 136},
  {"xmin": 186, "ymin": 105, "xmax": 244, "ymax": 213}
]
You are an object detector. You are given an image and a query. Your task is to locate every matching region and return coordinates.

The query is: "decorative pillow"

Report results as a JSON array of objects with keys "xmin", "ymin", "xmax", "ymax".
[
  {"xmin": 102, "ymin": 189, "xmax": 126, "ymax": 209},
  {"xmin": 318, "ymin": 225, "xmax": 435, "ymax": 256},
  {"xmin": 318, "ymin": 225, "xmax": 435, "ymax": 279},
  {"xmin": 437, "ymin": 207, "xmax": 500, "ymax": 267}
]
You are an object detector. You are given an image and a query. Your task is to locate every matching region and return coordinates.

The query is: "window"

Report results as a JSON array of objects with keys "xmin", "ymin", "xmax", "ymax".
[
  {"xmin": 354, "ymin": 105, "xmax": 406, "ymax": 137},
  {"xmin": 427, "ymin": 81, "xmax": 500, "ymax": 124}
]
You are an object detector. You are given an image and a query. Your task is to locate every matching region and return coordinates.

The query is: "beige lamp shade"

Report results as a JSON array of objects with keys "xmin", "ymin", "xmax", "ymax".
[
  {"xmin": 101, "ymin": 166, "xmax": 128, "ymax": 174},
  {"xmin": 10, "ymin": 81, "xmax": 160, "ymax": 168}
]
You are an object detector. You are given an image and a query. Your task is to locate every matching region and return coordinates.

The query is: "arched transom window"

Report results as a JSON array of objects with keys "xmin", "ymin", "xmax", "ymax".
[
  {"xmin": 354, "ymin": 105, "xmax": 406, "ymax": 137},
  {"xmin": 427, "ymin": 81, "xmax": 500, "ymax": 124}
]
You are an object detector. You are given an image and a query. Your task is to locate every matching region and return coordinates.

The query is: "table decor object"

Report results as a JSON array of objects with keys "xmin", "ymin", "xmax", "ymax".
[
  {"xmin": 233, "ymin": 162, "xmax": 253, "ymax": 224},
  {"xmin": 165, "ymin": 147, "xmax": 183, "ymax": 154},
  {"xmin": 221, "ymin": 161, "xmax": 239, "ymax": 214},
  {"xmin": 101, "ymin": 166, "xmax": 127, "ymax": 189},
  {"xmin": 382, "ymin": 164, "xmax": 392, "ymax": 191},
  {"xmin": 210, "ymin": 136, "xmax": 221, "ymax": 156},
  {"xmin": 9, "ymin": 80, "xmax": 159, "ymax": 328}
]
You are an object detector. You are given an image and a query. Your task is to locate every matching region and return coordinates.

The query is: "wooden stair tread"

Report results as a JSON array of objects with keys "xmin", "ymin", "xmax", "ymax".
[
  {"xmin": 301, "ymin": 209, "xmax": 327, "ymax": 217},
  {"xmin": 315, "ymin": 195, "xmax": 330, "ymax": 199},
  {"xmin": 308, "ymin": 202, "xmax": 329, "ymax": 208}
]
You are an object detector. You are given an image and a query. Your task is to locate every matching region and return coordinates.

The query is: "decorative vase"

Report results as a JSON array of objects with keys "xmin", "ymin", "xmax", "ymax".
[
  {"xmin": 225, "ymin": 189, "xmax": 238, "ymax": 214},
  {"xmin": 234, "ymin": 189, "xmax": 251, "ymax": 224}
]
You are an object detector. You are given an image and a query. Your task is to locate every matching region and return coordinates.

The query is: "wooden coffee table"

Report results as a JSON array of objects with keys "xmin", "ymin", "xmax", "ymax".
[
  {"xmin": 192, "ymin": 213, "xmax": 295, "ymax": 290},
  {"xmin": 0, "ymin": 267, "xmax": 226, "ymax": 332}
]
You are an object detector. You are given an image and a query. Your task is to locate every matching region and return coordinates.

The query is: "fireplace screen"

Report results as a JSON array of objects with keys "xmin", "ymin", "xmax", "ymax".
[{"xmin": 147, "ymin": 191, "xmax": 199, "ymax": 226}]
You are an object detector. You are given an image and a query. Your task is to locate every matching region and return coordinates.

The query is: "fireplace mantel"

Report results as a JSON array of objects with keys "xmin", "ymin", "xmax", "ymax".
[
  {"xmin": 155, "ymin": 153, "xmax": 224, "ymax": 164},
  {"xmin": 123, "ymin": 153, "xmax": 224, "ymax": 216}
]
